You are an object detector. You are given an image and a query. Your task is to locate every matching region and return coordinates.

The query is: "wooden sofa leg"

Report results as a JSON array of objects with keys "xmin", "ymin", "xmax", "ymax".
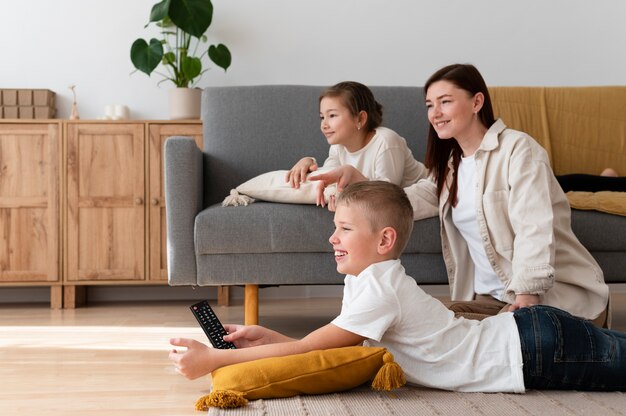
[
  {"xmin": 244, "ymin": 284, "xmax": 259, "ymax": 325},
  {"xmin": 217, "ymin": 286, "xmax": 230, "ymax": 306}
]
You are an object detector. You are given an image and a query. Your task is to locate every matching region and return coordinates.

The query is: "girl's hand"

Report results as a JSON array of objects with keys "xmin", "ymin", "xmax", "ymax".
[
  {"xmin": 507, "ymin": 294, "xmax": 540, "ymax": 311},
  {"xmin": 327, "ymin": 194, "xmax": 337, "ymax": 212},
  {"xmin": 169, "ymin": 338, "xmax": 216, "ymax": 380},
  {"xmin": 286, "ymin": 157, "xmax": 318, "ymax": 188}
]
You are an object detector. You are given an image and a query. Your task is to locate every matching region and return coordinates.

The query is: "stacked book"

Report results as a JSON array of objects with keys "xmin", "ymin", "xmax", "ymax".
[{"xmin": 0, "ymin": 89, "xmax": 56, "ymax": 119}]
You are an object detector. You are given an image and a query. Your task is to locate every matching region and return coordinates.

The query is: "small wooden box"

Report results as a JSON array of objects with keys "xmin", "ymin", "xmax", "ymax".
[
  {"xmin": 2, "ymin": 90, "xmax": 17, "ymax": 106},
  {"xmin": 3, "ymin": 106, "xmax": 19, "ymax": 118},
  {"xmin": 19, "ymin": 106, "xmax": 35, "ymax": 119},
  {"xmin": 33, "ymin": 89, "xmax": 56, "ymax": 106},
  {"xmin": 34, "ymin": 106, "xmax": 56, "ymax": 119},
  {"xmin": 18, "ymin": 90, "xmax": 33, "ymax": 106}
]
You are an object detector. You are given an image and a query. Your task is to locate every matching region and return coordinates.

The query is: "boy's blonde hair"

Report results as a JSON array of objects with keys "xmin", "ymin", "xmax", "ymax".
[{"xmin": 336, "ymin": 181, "xmax": 414, "ymax": 257}]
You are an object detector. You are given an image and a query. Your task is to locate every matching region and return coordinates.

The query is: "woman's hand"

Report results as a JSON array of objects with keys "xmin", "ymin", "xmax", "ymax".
[
  {"xmin": 223, "ymin": 324, "xmax": 295, "ymax": 347},
  {"xmin": 507, "ymin": 294, "xmax": 540, "ymax": 312},
  {"xmin": 169, "ymin": 338, "xmax": 217, "ymax": 380},
  {"xmin": 309, "ymin": 165, "xmax": 368, "ymax": 207},
  {"xmin": 285, "ymin": 157, "xmax": 318, "ymax": 188}
]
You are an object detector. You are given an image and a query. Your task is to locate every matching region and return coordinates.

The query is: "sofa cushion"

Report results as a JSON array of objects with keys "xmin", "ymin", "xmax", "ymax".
[
  {"xmin": 195, "ymin": 203, "xmax": 442, "ymax": 255},
  {"xmin": 570, "ymin": 210, "xmax": 626, "ymax": 251}
]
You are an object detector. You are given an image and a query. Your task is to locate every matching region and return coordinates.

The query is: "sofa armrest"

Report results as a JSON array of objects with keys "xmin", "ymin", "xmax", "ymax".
[{"xmin": 164, "ymin": 137, "xmax": 203, "ymax": 285}]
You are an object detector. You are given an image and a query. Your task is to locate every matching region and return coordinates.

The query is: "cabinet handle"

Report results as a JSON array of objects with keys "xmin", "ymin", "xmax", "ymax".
[
  {"xmin": 135, "ymin": 197, "xmax": 144, "ymax": 205},
  {"xmin": 151, "ymin": 198, "xmax": 159, "ymax": 206}
]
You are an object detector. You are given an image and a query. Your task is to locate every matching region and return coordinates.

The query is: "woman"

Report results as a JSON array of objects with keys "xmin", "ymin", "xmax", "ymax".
[{"xmin": 311, "ymin": 64, "xmax": 610, "ymax": 326}]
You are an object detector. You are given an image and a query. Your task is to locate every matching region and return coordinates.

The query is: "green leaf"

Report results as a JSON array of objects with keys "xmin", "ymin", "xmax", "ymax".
[
  {"xmin": 181, "ymin": 56, "xmax": 202, "ymax": 81},
  {"xmin": 208, "ymin": 44, "xmax": 231, "ymax": 71},
  {"xmin": 157, "ymin": 18, "xmax": 176, "ymax": 30},
  {"xmin": 130, "ymin": 38, "xmax": 164, "ymax": 75},
  {"xmin": 162, "ymin": 51, "xmax": 176, "ymax": 65},
  {"xmin": 149, "ymin": 0, "xmax": 170, "ymax": 23},
  {"xmin": 169, "ymin": 0, "xmax": 213, "ymax": 38}
]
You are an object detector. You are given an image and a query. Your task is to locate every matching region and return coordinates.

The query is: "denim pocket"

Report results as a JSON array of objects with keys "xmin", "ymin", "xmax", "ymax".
[{"xmin": 547, "ymin": 309, "xmax": 615, "ymax": 363}]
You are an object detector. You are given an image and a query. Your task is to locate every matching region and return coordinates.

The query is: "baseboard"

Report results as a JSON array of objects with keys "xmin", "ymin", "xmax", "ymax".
[{"xmin": 1, "ymin": 283, "xmax": 625, "ymax": 304}]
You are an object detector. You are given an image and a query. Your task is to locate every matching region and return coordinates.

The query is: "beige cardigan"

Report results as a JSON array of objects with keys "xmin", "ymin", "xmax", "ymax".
[{"xmin": 405, "ymin": 119, "xmax": 609, "ymax": 321}]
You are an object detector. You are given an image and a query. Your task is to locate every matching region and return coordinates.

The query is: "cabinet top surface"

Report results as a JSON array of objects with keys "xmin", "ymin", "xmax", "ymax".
[{"xmin": 0, "ymin": 119, "xmax": 201, "ymax": 124}]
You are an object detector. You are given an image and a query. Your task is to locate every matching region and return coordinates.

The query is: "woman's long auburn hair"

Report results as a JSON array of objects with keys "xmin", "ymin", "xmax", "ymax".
[{"xmin": 423, "ymin": 64, "xmax": 496, "ymax": 207}]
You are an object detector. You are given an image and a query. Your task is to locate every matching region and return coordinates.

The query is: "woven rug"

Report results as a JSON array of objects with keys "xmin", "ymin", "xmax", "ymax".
[{"xmin": 206, "ymin": 385, "xmax": 626, "ymax": 415}]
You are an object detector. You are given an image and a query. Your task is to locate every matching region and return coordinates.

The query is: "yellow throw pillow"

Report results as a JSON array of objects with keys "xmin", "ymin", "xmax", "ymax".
[
  {"xmin": 195, "ymin": 346, "xmax": 405, "ymax": 410},
  {"xmin": 567, "ymin": 191, "xmax": 626, "ymax": 216}
]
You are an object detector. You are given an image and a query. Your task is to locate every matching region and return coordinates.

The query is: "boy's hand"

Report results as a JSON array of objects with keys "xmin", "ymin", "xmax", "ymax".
[
  {"xmin": 223, "ymin": 324, "xmax": 272, "ymax": 347},
  {"xmin": 169, "ymin": 338, "xmax": 216, "ymax": 380},
  {"xmin": 223, "ymin": 324, "xmax": 296, "ymax": 347},
  {"xmin": 286, "ymin": 157, "xmax": 318, "ymax": 189}
]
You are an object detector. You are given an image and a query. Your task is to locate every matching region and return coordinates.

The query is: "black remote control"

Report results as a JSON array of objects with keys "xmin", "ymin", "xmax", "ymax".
[{"xmin": 189, "ymin": 300, "xmax": 236, "ymax": 349}]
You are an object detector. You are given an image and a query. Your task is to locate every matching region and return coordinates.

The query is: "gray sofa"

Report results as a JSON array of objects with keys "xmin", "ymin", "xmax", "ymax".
[{"xmin": 164, "ymin": 85, "xmax": 626, "ymax": 325}]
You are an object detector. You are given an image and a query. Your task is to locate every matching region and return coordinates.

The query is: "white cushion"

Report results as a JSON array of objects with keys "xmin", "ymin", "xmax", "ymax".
[{"xmin": 223, "ymin": 170, "xmax": 336, "ymax": 205}]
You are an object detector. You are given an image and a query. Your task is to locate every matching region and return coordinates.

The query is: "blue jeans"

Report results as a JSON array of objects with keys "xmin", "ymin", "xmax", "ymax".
[{"xmin": 513, "ymin": 305, "xmax": 626, "ymax": 391}]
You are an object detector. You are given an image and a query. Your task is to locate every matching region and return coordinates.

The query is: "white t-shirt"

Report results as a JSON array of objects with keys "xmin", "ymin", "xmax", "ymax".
[
  {"xmin": 321, "ymin": 127, "xmax": 426, "ymax": 187},
  {"xmin": 452, "ymin": 155, "xmax": 505, "ymax": 300},
  {"xmin": 331, "ymin": 259, "xmax": 525, "ymax": 393}
]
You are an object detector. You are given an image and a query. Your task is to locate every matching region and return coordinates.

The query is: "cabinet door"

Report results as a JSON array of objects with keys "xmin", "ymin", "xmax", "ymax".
[
  {"xmin": 0, "ymin": 123, "xmax": 60, "ymax": 282},
  {"xmin": 148, "ymin": 123, "xmax": 202, "ymax": 281},
  {"xmin": 66, "ymin": 123, "xmax": 145, "ymax": 282}
]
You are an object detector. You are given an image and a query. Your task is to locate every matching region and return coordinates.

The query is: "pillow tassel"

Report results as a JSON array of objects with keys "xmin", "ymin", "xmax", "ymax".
[
  {"xmin": 195, "ymin": 390, "xmax": 249, "ymax": 410},
  {"xmin": 371, "ymin": 351, "xmax": 406, "ymax": 391},
  {"xmin": 222, "ymin": 189, "xmax": 255, "ymax": 207}
]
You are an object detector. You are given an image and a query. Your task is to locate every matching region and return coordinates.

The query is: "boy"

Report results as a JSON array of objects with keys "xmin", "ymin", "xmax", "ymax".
[{"xmin": 170, "ymin": 181, "xmax": 626, "ymax": 392}]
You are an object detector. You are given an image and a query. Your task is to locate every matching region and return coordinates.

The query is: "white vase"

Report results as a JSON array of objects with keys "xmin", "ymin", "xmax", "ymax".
[{"xmin": 168, "ymin": 88, "xmax": 202, "ymax": 120}]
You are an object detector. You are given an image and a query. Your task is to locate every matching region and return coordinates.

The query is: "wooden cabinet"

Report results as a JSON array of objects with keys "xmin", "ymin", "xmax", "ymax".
[
  {"xmin": 0, "ymin": 120, "xmax": 202, "ymax": 308},
  {"xmin": 63, "ymin": 121, "xmax": 202, "ymax": 305},
  {"xmin": 66, "ymin": 122, "xmax": 146, "ymax": 283},
  {"xmin": 0, "ymin": 121, "xmax": 62, "ymax": 307}
]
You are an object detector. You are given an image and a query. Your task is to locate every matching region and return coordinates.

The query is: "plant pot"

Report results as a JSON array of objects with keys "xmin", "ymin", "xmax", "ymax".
[{"xmin": 169, "ymin": 88, "xmax": 202, "ymax": 120}]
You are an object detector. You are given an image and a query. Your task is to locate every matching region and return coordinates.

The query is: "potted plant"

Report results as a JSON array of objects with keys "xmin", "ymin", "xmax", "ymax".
[{"xmin": 130, "ymin": 0, "xmax": 232, "ymax": 119}]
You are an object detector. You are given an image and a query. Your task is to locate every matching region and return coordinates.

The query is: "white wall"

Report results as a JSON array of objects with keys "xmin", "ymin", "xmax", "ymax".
[{"xmin": 2, "ymin": 0, "xmax": 625, "ymax": 120}]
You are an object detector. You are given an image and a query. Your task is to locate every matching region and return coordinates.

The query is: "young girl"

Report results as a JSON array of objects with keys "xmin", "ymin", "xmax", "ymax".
[{"xmin": 285, "ymin": 81, "xmax": 427, "ymax": 209}]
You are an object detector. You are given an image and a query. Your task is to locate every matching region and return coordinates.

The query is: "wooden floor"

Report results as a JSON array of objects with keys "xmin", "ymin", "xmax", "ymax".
[{"xmin": 1, "ymin": 293, "xmax": 625, "ymax": 416}]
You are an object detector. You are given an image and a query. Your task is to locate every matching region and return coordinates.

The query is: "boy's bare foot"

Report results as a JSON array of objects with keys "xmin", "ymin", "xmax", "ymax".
[{"xmin": 601, "ymin": 168, "xmax": 619, "ymax": 177}]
